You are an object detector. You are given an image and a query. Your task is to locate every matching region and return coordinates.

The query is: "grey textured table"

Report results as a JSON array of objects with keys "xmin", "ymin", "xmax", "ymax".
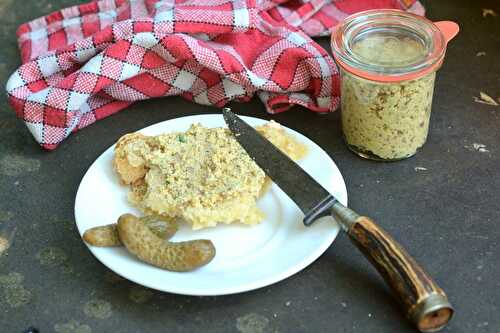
[{"xmin": 1, "ymin": 0, "xmax": 499, "ymax": 332}]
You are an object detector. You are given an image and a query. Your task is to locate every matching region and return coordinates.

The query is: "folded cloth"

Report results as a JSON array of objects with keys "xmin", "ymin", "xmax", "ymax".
[{"xmin": 6, "ymin": 0, "xmax": 424, "ymax": 149}]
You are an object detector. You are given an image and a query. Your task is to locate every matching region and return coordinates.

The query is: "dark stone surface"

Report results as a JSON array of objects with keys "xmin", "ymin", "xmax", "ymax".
[{"xmin": 0, "ymin": 0, "xmax": 499, "ymax": 332}]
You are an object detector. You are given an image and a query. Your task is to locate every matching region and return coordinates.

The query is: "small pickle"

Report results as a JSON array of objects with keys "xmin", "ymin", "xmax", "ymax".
[
  {"xmin": 83, "ymin": 216, "xmax": 178, "ymax": 247},
  {"xmin": 83, "ymin": 224, "xmax": 121, "ymax": 247},
  {"xmin": 117, "ymin": 214, "xmax": 215, "ymax": 272}
]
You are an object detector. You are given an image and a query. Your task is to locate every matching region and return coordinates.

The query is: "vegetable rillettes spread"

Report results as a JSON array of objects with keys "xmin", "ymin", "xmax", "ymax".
[
  {"xmin": 114, "ymin": 122, "xmax": 307, "ymax": 230},
  {"xmin": 341, "ymin": 35, "xmax": 436, "ymax": 160}
]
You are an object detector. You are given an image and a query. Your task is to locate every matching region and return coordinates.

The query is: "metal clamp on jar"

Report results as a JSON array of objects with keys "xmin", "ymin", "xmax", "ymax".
[{"xmin": 331, "ymin": 10, "xmax": 459, "ymax": 161}]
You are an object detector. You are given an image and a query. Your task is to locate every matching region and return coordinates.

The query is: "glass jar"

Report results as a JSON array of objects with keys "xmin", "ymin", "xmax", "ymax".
[{"xmin": 331, "ymin": 10, "xmax": 458, "ymax": 161}]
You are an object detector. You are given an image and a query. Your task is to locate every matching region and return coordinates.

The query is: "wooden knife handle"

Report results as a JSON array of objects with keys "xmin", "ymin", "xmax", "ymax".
[{"xmin": 331, "ymin": 204, "xmax": 453, "ymax": 332}]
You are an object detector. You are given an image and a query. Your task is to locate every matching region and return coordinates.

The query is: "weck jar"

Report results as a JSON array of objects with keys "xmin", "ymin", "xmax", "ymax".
[{"xmin": 331, "ymin": 10, "xmax": 459, "ymax": 161}]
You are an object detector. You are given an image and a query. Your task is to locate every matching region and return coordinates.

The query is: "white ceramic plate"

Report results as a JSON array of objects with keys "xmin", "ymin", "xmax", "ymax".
[{"xmin": 75, "ymin": 114, "xmax": 347, "ymax": 296}]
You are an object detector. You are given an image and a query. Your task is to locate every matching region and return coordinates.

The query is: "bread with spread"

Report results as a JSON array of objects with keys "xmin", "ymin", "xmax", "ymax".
[{"xmin": 114, "ymin": 121, "xmax": 306, "ymax": 230}]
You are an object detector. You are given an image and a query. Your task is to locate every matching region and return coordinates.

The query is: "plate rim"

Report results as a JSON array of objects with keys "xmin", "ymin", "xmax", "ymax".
[{"xmin": 74, "ymin": 113, "xmax": 348, "ymax": 296}]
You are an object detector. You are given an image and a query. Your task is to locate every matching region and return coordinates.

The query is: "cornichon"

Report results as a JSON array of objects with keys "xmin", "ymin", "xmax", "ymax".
[
  {"xmin": 117, "ymin": 214, "xmax": 215, "ymax": 272},
  {"xmin": 82, "ymin": 215, "xmax": 178, "ymax": 247}
]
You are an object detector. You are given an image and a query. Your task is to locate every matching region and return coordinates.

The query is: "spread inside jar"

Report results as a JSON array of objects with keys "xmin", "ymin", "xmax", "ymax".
[
  {"xmin": 351, "ymin": 32, "xmax": 427, "ymax": 67},
  {"xmin": 341, "ymin": 32, "xmax": 436, "ymax": 160}
]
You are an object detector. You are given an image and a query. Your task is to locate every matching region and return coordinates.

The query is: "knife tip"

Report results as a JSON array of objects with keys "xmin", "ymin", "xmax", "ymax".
[{"xmin": 222, "ymin": 107, "xmax": 236, "ymax": 126}]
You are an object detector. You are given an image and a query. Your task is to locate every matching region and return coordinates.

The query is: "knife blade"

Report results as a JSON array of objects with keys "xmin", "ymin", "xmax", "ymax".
[
  {"xmin": 222, "ymin": 107, "xmax": 453, "ymax": 333},
  {"xmin": 222, "ymin": 107, "xmax": 336, "ymax": 226}
]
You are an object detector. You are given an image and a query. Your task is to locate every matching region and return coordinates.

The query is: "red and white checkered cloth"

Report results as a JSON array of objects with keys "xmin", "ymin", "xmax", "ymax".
[{"xmin": 6, "ymin": 0, "xmax": 424, "ymax": 149}]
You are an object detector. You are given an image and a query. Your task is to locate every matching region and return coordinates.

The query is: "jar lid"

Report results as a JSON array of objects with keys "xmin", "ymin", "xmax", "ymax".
[{"xmin": 331, "ymin": 10, "xmax": 458, "ymax": 82}]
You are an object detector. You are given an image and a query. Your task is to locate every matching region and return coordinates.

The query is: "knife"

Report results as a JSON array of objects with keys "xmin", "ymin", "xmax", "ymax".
[{"xmin": 222, "ymin": 108, "xmax": 453, "ymax": 333}]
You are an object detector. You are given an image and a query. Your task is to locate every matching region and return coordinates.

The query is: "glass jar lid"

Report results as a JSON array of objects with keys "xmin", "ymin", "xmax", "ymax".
[{"xmin": 331, "ymin": 10, "xmax": 458, "ymax": 82}]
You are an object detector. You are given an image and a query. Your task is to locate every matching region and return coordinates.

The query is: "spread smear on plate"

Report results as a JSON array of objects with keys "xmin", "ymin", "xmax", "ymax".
[{"xmin": 114, "ymin": 121, "xmax": 306, "ymax": 230}]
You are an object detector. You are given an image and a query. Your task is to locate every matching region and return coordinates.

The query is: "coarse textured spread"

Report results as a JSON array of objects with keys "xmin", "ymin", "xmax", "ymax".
[
  {"xmin": 351, "ymin": 35, "xmax": 427, "ymax": 66},
  {"xmin": 341, "ymin": 35, "xmax": 435, "ymax": 160},
  {"xmin": 341, "ymin": 71, "xmax": 435, "ymax": 160},
  {"xmin": 114, "ymin": 121, "xmax": 307, "ymax": 230}
]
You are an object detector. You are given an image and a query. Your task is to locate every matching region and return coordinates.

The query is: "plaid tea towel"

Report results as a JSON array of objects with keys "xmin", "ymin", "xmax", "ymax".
[{"xmin": 6, "ymin": 0, "xmax": 424, "ymax": 149}]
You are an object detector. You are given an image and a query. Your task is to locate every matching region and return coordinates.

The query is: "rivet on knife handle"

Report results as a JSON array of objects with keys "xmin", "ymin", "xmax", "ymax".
[{"xmin": 331, "ymin": 202, "xmax": 453, "ymax": 333}]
